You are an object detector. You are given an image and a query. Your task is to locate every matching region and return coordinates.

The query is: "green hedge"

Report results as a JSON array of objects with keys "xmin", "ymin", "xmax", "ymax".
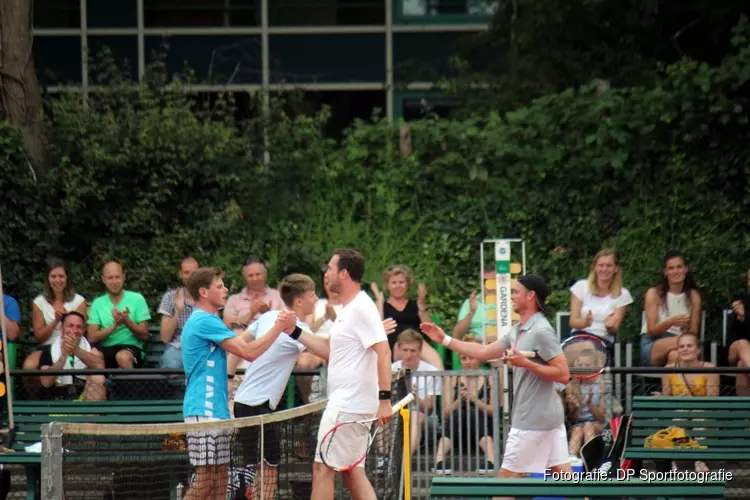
[{"xmin": 2, "ymin": 28, "xmax": 750, "ymax": 341}]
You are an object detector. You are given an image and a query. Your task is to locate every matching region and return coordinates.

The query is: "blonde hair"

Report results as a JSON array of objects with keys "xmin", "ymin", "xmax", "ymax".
[
  {"xmin": 383, "ymin": 264, "xmax": 413, "ymax": 289},
  {"xmin": 462, "ymin": 334, "xmax": 481, "ymax": 345},
  {"xmin": 279, "ymin": 274, "xmax": 316, "ymax": 308},
  {"xmin": 397, "ymin": 329, "xmax": 423, "ymax": 346},
  {"xmin": 587, "ymin": 248, "xmax": 623, "ymax": 297}
]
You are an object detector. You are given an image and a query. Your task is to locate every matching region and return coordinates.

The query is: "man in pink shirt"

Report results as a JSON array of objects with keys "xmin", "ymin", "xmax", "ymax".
[
  {"xmin": 223, "ymin": 256, "xmax": 284, "ymax": 330},
  {"xmin": 225, "ymin": 256, "xmax": 285, "ymax": 398}
]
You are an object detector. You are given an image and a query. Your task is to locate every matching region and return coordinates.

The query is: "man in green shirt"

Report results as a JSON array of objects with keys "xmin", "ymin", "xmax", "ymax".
[
  {"xmin": 453, "ymin": 265, "xmax": 495, "ymax": 342},
  {"xmin": 88, "ymin": 262, "xmax": 151, "ymax": 368}
]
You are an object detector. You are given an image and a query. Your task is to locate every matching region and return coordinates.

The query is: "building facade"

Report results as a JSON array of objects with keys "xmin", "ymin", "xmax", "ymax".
[{"xmin": 34, "ymin": 0, "xmax": 494, "ymax": 127}]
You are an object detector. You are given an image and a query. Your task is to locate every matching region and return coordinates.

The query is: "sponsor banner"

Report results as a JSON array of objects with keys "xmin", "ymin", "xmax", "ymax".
[{"xmin": 495, "ymin": 242, "xmax": 512, "ymax": 340}]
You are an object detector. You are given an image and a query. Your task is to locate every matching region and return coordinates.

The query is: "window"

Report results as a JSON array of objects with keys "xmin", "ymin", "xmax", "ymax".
[
  {"xmin": 269, "ymin": 0, "xmax": 384, "ymax": 26},
  {"xmin": 34, "ymin": 37, "xmax": 83, "ymax": 85},
  {"xmin": 87, "ymin": 0, "xmax": 137, "ymax": 28},
  {"xmin": 395, "ymin": 0, "xmax": 497, "ymax": 24},
  {"xmin": 34, "ymin": 0, "xmax": 80, "ymax": 28},
  {"xmin": 269, "ymin": 35, "xmax": 385, "ymax": 84},
  {"xmin": 274, "ymin": 90, "xmax": 386, "ymax": 137},
  {"xmin": 394, "ymin": 91, "xmax": 459, "ymax": 120},
  {"xmin": 144, "ymin": 35, "xmax": 262, "ymax": 83},
  {"xmin": 88, "ymin": 37, "xmax": 139, "ymax": 82},
  {"xmin": 144, "ymin": 0, "xmax": 259, "ymax": 27},
  {"xmin": 393, "ymin": 32, "xmax": 474, "ymax": 83}
]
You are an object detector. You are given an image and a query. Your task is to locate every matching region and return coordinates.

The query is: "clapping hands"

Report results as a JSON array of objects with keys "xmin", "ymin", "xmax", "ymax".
[{"xmin": 112, "ymin": 307, "xmax": 130, "ymax": 324}]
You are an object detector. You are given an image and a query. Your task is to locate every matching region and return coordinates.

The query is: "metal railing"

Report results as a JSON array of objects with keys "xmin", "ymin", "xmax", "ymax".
[{"xmin": 406, "ymin": 369, "xmax": 502, "ymax": 499}]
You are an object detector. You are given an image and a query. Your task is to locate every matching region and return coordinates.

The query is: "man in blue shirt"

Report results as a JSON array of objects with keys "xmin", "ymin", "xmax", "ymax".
[
  {"xmin": 180, "ymin": 267, "xmax": 296, "ymax": 500},
  {"xmin": 2, "ymin": 294, "xmax": 21, "ymax": 342}
]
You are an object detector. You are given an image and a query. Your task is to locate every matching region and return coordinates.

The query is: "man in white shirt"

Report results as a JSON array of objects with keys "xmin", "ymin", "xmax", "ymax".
[
  {"xmin": 391, "ymin": 329, "xmax": 442, "ymax": 456},
  {"xmin": 40, "ymin": 312, "xmax": 106, "ymax": 401},
  {"xmin": 288, "ymin": 249, "xmax": 393, "ymax": 500}
]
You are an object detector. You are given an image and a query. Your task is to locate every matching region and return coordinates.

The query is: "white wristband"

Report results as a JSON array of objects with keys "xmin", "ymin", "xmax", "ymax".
[{"xmin": 441, "ymin": 335, "xmax": 453, "ymax": 347}]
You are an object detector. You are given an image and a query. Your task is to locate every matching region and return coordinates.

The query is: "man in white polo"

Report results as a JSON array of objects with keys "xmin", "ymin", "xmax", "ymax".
[{"xmin": 421, "ymin": 274, "xmax": 573, "ymax": 478}]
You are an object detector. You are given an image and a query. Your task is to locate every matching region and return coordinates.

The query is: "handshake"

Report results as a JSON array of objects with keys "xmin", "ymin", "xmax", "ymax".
[{"xmin": 274, "ymin": 310, "xmax": 299, "ymax": 334}]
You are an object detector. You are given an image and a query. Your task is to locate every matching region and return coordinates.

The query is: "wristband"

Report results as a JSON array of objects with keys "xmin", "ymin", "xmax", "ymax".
[
  {"xmin": 290, "ymin": 326, "xmax": 302, "ymax": 340},
  {"xmin": 378, "ymin": 390, "xmax": 392, "ymax": 401},
  {"xmin": 441, "ymin": 335, "xmax": 453, "ymax": 347}
]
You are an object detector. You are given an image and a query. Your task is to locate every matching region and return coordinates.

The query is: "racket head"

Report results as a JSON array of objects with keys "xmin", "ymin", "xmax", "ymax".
[
  {"xmin": 561, "ymin": 333, "xmax": 611, "ymax": 381},
  {"xmin": 319, "ymin": 420, "xmax": 377, "ymax": 472}
]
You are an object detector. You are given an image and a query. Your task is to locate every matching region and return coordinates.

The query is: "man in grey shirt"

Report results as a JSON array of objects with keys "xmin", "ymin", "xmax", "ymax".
[{"xmin": 421, "ymin": 274, "xmax": 573, "ymax": 477}]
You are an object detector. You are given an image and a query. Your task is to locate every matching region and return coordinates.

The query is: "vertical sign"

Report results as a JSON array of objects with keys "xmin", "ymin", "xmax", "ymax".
[{"xmin": 495, "ymin": 241, "xmax": 512, "ymax": 340}]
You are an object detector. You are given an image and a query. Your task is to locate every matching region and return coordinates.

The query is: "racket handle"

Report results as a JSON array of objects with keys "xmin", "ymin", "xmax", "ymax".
[{"xmin": 391, "ymin": 394, "xmax": 415, "ymax": 414}]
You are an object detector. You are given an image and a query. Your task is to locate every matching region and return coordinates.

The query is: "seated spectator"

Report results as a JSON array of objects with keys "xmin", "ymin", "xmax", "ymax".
[
  {"xmin": 371, "ymin": 265, "xmax": 444, "ymax": 369},
  {"xmin": 453, "ymin": 264, "xmax": 496, "ymax": 342},
  {"xmin": 640, "ymin": 251, "xmax": 701, "ymax": 367},
  {"xmin": 728, "ymin": 267, "xmax": 750, "ymax": 394},
  {"xmin": 40, "ymin": 312, "xmax": 106, "ymax": 401},
  {"xmin": 157, "ymin": 256, "xmax": 199, "ymax": 369},
  {"xmin": 432, "ymin": 335, "xmax": 495, "ymax": 474},
  {"xmin": 567, "ymin": 249, "xmax": 633, "ymax": 363},
  {"xmin": 23, "ymin": 259, "xmax": 87, "ymax": 371},
  {"xmin": 565, "ymin": 350, "xmax": 605, "ymax": 459},
  {"xmin": 225, "ymin": 256, "xmax": 285, "ymax": 384},
  {"xmin": 88, "ymin": 262, "xmax": 151, "ymax": 369},
  {"xmin": 659, "ymin": 332, "xmax": 717, "ymax": 473},
  {"xmin": 391, "ymin": 329, "xmax": 443, "ymax": 456},
  {"xmin": 223, "ymin": 255, "xmax": 284, "ymax": 330},
  {"xmin": 306, "ymin": 269, "xmax": 343, "ymax": 338},
  {"xmin": 2, "ymin": 291, "xmax": 21, "ymax": 342}
]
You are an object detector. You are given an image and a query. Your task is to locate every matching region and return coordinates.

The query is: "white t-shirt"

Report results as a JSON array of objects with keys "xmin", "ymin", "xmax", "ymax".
[
  {"xmin": 49, "ymin": 335, "xmax": 92, "ymax": 386},
  {"xmin": 640, "ymin": 292, "xmax": 691, "ymax": 337},
  {"xmin": 312, "ymin": 299, "xmax": 344, "ymax": 339},
  {"xmin": 391, "ymin": 360, "xmax": 442, "ymax": 412},
  {"xmin": 327, "ymin": 291, "xmax": 388, "ymax": 414},
  {"xmin": 33, "ymin": 294, "xmax": 86, "ymax": 346},
  {"xmin": 234, "ymin": 310, "xmax": 307, "ymax": 410},
  {"xmin": 570, "ymin": 280, "xmax": 633, "ymax": 343}
]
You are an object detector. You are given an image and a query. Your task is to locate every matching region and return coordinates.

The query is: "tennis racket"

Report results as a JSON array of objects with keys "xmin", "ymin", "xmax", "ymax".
[
  {"xmin": 561, "ymin": 333, "xmax": 611, "ymax": 381},
  {"xmin": 319, "ymin": 393, "xmax": 414, "ymax": 472}
]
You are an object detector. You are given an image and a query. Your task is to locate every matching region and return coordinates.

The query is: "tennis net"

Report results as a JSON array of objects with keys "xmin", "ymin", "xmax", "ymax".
[{"xmin": 40, "ymin": 371, "xmax": 410, "ymax": 500}]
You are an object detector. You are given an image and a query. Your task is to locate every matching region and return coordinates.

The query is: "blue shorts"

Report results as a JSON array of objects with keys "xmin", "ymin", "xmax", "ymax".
[{"xmin": 640, "ymin": 333, "xmax": 677, "ymax": 367}]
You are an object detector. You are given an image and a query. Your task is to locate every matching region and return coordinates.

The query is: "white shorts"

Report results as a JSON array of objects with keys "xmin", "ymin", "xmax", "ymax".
[
  {"xmin": 314, "ymin": 407, "xmax": 375, "ymax": 470},
  {"xmin": 501, "ymin": 424, "xmax": 569, "ymax": 473},
  {"xmin": 185, "ymin": 416, "xmax": 233, "ymax": 467}
]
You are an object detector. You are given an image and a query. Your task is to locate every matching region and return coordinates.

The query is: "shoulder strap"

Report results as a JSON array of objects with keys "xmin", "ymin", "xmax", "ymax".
[{"xmin": 679, "ymin": 365, "xmax": 695, "ymax": 397}]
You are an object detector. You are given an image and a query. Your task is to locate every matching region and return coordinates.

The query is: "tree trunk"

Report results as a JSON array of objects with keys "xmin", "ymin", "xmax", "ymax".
[{"xmin": 0, "ymin": 0, "xmax": 45, "ymax": 169}]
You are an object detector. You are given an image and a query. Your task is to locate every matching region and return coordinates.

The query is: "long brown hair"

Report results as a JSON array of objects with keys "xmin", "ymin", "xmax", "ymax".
[
  {"xmin": 43, "ymin": 258, "xmax": 76, "ymax": 303},
  {"xmin": 654, "ymin": 251, "xmax": 700, "ymax": 313}
]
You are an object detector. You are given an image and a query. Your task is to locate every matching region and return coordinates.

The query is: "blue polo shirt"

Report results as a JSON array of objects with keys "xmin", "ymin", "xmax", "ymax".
[
  {"xmin": 3, "ymin": 295, "xmax": 21, "ymax": 342},
  {"xmin": 181, "ymin": 309, "xmax": 236, "ymax": 420}
]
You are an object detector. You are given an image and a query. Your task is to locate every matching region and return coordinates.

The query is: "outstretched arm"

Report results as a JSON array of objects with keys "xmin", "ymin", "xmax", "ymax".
[{"xmin": 420, "ymin": 323, "xmax": 507, "ymax": 362}]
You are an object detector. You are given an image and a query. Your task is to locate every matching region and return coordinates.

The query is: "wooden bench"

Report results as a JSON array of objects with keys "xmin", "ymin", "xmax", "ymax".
[
  {"xmin": 429, "ymin": 477, "xmax": 726, "ymax": 499},
  {"xmin": 625, "ymin": 396, "xmax": 750, "ymax": 461},
  {"xmin": 0, "ymin": 399, "xmax": 183, "ymax": 499}
]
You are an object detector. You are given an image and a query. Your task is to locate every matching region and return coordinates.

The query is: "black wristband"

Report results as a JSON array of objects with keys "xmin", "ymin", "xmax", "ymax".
[
  {"xmin": 290, "ymin": 326, "xmax": 302, "ymax": 340},
  {"xmin": 228, "ymin": 374, "xmax": 235, "ymax": 380},
  {"xmin": 379, "ymin": 390, "xmax": 392, "ymax": 401}
]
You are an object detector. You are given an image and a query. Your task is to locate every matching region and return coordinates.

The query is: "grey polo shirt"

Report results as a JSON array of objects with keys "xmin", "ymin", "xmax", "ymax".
[{"xmin": 501, "ymin": 312, "xmax": 565, "ymax": 430}]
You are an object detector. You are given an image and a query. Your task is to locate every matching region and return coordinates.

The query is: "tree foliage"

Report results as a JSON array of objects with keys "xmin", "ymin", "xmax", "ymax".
[
  {"xmin": 449, "ymin": 0, "xmax": 750, "ymax": 113},
  {"xmin": 1, "ymin": 22, "xmax": 750, "ymax": 342}
]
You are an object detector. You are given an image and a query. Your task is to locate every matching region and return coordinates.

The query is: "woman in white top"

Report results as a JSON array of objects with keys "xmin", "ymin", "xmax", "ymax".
[
  {"xmin": 567, "ymin": 249, "xmax": 633, "ymax": 366},
  {"xmin": 569, "ymin": 249, "xmax": 633, "ymax": 343},
  {"xmin": 640, "ymin": 251, "xmax": 702, "ymax": 367},
  {"xmin": 22, "ymin": 259, "xmax": 87, "ymax": 370}
]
